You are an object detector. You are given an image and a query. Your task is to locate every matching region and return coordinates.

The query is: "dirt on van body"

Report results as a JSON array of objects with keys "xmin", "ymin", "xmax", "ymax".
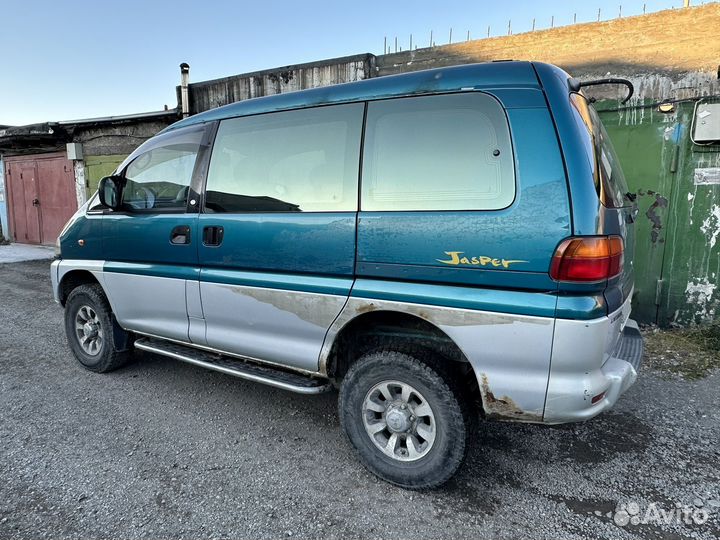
[{"xmin": 1, "ymin": 259, "xmax": 718, "ymax": 540}]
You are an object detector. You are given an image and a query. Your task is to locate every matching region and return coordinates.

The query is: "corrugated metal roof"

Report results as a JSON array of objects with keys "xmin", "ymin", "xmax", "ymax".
[{"xmin": 56, "ymin": 109, "xmax": 177, "ymax": 125}]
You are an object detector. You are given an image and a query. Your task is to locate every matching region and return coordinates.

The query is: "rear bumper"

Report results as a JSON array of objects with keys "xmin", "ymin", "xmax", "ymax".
[
  {"xmin": 572, "ymin": 320, "xmax": 642, "ymax": 420},
  {"xmin": 543, "ymin": 295, "xmax": 643, "ymax": 423}
]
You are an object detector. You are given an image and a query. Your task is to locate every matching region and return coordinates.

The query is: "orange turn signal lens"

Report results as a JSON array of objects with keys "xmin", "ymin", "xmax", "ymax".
[{"xmin": 549, "ymin": 236, "xmax": 624, "ymax": 282}]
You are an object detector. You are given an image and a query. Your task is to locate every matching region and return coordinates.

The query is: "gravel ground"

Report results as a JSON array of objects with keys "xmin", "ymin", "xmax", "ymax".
[{"xmin": 1, "ymin": 260, "xmax": 719, "ymax": 540}]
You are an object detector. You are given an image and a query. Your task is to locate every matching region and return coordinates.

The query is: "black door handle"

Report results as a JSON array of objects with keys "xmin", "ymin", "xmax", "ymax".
[
  {"xmin": 203, "ymin": 226, "xmax": 224, "ymax": 246},
  {"xmin": 32, "ymin": 198, "xmax": 40, "ymax": 207},
  {"xmin": 170, "ymin": 225, "xmax": 191, "ymax": 245}
]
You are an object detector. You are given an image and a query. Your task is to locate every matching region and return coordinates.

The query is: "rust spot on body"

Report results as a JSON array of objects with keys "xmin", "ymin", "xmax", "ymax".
[
  {"xmin": 480, "ymin": 374, "xmax": 542, "ymax": 423},
  {"xmin": 355, "ymin": 302, "xmax": 376, "ymax": 315},
  {"xmin": 345, "ymin": 299, "xmax": 552, "ymax": 327},
  {"xmin": 227, "ymin": 285, "xmax": 342, "ymax": 327}
]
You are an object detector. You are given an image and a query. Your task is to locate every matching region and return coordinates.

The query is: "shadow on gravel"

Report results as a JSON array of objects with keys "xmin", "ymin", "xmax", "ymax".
[
  {"xmin": 418, "ymin": 410, "xmax": 658, "ymax": 523},
  {"xmin": 130, "ymin": 351, "xmax": 340, "ymax": 431},
  {"xmin": 552, "ymin": 412, "xmax": 654, "ymax": 463},
  {"xmin": 468, "ymin": 410, "xmax": 653, "ymax": 466}
]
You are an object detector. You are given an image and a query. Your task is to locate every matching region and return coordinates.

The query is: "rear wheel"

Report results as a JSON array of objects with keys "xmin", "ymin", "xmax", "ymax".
[
  {"xmin": 339, "ymin": 349, "xmax": 472, "ymax": 489},
  {"xmin": 64, "ymin": 284, "xmax": 132, "ymax": 373}
]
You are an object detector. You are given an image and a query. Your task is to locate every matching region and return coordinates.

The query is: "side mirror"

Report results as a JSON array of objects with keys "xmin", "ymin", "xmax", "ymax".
[{"xmin": 98, "ymin": 175, "xmax": 123, "ymax": 210}]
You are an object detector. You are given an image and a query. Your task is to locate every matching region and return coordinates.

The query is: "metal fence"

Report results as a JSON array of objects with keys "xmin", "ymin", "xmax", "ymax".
[{"xmin": 381, "ymin": 1, "xmax": 708, "ymax": 54}]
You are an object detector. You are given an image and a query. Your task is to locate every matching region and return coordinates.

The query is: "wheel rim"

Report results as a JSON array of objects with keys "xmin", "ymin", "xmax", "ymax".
[
  {"xmin": 362, "ymin": 380, "xmax": 436, "ymax": 462},
  {"xmin": 74, "ymin": 305, "xmax": 104, "ymax": 356}
]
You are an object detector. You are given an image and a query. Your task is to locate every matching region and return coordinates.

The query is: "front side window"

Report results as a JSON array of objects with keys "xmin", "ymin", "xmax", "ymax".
[
  {"xmin": 121, "ymin": 136, "xmax": 201, "ymax": 211},
  {"xmin": 361, "ymin": 93, "xmax": 515, "ymax": 212},
  {"xmin": 205, "ymin": 103, "xmax": 364, "ymax": 213}
]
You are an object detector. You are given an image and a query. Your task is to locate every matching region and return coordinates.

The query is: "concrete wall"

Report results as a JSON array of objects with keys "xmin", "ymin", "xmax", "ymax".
[
  {"xmin": 177, "ymin": 4, "xmax": 719, "ymax": 115},
  {"xmin": 72, "ymin": 119, "xmax": 173, "ymax": 157},
  {"xmin": 71, "ymin": 120, "xmax": 175, "ymax": 198},
  {"xmin": 184, "ymin": 54, "xmax": 373, "ymax": 115},
  {"xmin": 374, "ymin": 3, "xmax": 720, "ymax": 102}
]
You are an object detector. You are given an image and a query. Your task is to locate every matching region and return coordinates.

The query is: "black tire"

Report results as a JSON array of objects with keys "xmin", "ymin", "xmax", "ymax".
[
  {"xmin": 64, "ymin": 283, "xmax": 132, "ymax": 373},
  {"xmin": 339, "ymin": 349, "xmax": 472, "ymax": 489}
]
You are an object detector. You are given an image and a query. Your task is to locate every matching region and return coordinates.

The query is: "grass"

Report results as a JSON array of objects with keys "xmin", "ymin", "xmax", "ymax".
[{"xmin": 642, "ymin": 322, "xmax": 720, "ymax": 379}]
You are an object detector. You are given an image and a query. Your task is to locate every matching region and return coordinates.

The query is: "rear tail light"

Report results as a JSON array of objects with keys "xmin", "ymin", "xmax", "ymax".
[{"xmin": 550, "ymin": 236, "xmax": 624, "ymax": 282}]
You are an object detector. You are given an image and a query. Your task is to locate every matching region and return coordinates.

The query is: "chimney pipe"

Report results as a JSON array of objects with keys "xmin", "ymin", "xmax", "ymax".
[{"xmin": 180, "ymin": 63, "xmax": 190, "ymax": 118}]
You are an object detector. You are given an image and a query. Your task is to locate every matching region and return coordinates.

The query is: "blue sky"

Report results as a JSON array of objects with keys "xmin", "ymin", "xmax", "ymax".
[{"xmin": 0, "ymin": 0, "xmax": 693, "ymax": 125}]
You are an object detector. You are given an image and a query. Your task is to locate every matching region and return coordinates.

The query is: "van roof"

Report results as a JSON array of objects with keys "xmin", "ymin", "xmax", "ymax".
[{"xmin": 165, "ymin": 60, "xmax": 540, "ymax": 132}]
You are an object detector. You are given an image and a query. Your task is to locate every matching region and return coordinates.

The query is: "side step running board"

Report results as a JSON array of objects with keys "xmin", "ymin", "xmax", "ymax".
[
  {"xmin": 616, "ymin": 319, "xmax": 644, "ymax": 372},
  {"xmin": 134, "ymin": 337, "xmax": 331, "ymax": 395}
]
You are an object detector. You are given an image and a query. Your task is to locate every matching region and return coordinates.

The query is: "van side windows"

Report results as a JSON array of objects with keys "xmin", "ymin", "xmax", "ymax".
[
  {"xmin": 121, "ymin": 143, "xmax": 200, "ymax": 211},
  {"xmin": 361, "ymin": 93, "xmax": 515, "ymax": 212},
  {"xmin": 204, "ymin": 103, "xmax": 364, "ymax": 213}
]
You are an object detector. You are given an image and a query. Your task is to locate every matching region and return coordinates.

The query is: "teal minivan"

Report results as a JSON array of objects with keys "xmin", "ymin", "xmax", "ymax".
[{"xmin": 52, "ymin": 61, "xmax": 642, "ymax": 488}]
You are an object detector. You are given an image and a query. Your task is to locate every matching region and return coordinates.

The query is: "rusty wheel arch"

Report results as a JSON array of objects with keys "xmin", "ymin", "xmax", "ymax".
[{"xmin": 323, "ymin": 309, "xmax": 478, "ymax": 393}]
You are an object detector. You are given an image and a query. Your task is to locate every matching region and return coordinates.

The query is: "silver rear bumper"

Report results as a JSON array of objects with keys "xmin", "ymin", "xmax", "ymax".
[
  {"xmin": 543, "ymin": 293, "xmax": 642, "ymax": 424},
  {"xmin": 579, "ymin": 320, "xmax": 642, "ymax": 418}
]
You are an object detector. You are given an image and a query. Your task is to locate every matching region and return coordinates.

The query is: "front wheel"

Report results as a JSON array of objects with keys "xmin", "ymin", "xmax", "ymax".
[
  {"xmin": 339, "ymin": 349, "xmax": 472, "ymax": 489},
  {"xmin": 64, "ymin": 284, "xmax": 132, "ymax": 373}
]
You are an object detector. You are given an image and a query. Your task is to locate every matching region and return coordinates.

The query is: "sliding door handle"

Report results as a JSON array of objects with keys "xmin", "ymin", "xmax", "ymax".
[{"xmin": 203, "ymin": 226, "xmax": 224, "ymax": 246}]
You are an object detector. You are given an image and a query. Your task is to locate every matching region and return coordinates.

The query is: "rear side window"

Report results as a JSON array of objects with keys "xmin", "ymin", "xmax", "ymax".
[
  {"xmin": 205, "ymin": 103, "xmax": 363, "ymax": 213},
  {"xmin": 590, "ymin": 105, "xmax": 630, "ymax": 208},
  {"xmin": 361, "ymin": 93, "xmax": 515, "ymax": 211},
  {"xmin": 569, "ymin": 92, "xmax": 630, "ymax": 208}
]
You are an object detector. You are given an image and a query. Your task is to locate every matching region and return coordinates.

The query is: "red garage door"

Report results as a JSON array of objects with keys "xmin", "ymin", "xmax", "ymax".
[{"xmin": 5, "ymin": 153, "xmax": 77, "ymax": 245}]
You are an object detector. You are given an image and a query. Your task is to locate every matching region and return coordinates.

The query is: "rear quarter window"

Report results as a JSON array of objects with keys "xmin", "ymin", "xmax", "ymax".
[
  {"xmin": 569, "ymin": 92, "xmax": 630, "ymax": 208},
  {"xmin": 591, "ymin": 106, "xmax": 629, "ymax": 208},
  {"xmin": 361, "ymin": 93, "xmax": 515, "ymax": 211}
]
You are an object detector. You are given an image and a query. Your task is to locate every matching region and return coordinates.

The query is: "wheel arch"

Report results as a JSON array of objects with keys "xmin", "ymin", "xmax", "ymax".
[
  {"xmin": 58, "ymin": 269, "xmax": 103, "ymax": 306},
  {"xmin": 61, "ymin": 272, "xmax": 133, "ymax": 353},
  {"xmin": 321, "ymin": 306, "xmax": 478, "ymax": 397}
]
